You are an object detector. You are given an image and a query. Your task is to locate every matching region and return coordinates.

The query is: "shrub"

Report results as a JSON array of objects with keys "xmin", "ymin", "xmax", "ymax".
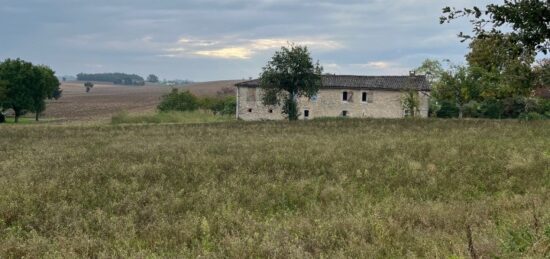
[
  {"xmin": 463, "ymin": 101, "xmax": 482, "ymax": 118},
  {"xmin": 158, "ymin": 89, "xmax": 199, "ymax": 112},
  {"xmin": 158, "ymin": 89, "xmax": 236, "ymax": 116},
  {"xmin": 436, "ymin": 100, "xmax": 459, "ymax": 118},
  {"xmin": 196, "ymin": 96, "xmax": 236, "ymax": 115},
  {"xmin": 220, "ymin": 96, "xmax": 236, "ymax": 115},
  {"xmin": 534, "ymin": 98, "xmax": 550, "ymax": 114}
]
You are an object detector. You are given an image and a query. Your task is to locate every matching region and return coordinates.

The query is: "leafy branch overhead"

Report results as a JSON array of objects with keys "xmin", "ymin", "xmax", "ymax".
[{"xmin": 441, "ymin": 1, "xmax": 550, "ymax": 54}]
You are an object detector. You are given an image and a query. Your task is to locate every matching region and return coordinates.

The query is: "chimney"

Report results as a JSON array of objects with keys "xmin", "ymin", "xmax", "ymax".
[{"xmin": 409, "ymin": 71, "xmax": 416, "ymax": 76}]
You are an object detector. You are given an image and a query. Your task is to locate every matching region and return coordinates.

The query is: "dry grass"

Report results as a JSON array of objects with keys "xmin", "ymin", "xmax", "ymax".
[{"xmin": 0, "ymin": 119, "xmax": 549, "ymax": 258}]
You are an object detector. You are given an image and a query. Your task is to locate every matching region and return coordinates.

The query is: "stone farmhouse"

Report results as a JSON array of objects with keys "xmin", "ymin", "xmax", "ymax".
[{"xmin": 235, "ymin": 74, "xmax": 431, "ymax": 120}]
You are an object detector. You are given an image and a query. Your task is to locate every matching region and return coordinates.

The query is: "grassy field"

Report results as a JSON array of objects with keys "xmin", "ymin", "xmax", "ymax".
[
  {"xmin": 111, "ymin": 111, "xmax": 234, "ymax": 125},
  {"xmin": 1, "ymin": 119, "xmax": 549, "ymax": 258}
]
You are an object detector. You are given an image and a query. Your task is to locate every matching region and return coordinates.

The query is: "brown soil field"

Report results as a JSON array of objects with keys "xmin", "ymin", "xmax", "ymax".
[{"xmin": 44, "ymin": 80, "xmax": 241, "ymax": 121}]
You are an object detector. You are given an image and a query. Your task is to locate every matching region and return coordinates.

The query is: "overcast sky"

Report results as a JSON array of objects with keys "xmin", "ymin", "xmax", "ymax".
[{"xmin": 0, "ymin": 0, "xmax": 497, "ymax": 81}]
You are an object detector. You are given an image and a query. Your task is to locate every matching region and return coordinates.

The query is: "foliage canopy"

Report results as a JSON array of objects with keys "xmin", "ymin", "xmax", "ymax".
[{"xmin": 259, "ymin": 44, "xmax": 323, "ymax": 120}]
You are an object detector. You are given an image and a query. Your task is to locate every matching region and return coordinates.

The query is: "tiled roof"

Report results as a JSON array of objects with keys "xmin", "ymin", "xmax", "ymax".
[{"xmin": 235, "ymin": 75, "xmax": 431, "ymax": 91}]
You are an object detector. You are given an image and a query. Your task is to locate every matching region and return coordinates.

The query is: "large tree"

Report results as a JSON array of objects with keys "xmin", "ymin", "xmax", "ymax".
[
  {"xmin": 436, "ymin": 65, "xmax": 480, "ymax": 118},
  {"xmin": 29, "ymin": 65, "xmax": 60, "ymax": 121},
  {"xmin": 414, "ymin": 59, "xmax": 445, "ymax": 84},
  {"xmin": 441, "ymin": 0, "xmax": 550, "ymax": 54},
  {"xmin": 259, "ymin": 44, "xmax": 323, "ymax": 121},
  {"xmin": 0, "ymin": 59, "xmax": 35, "ymax": 123},
  {"xmin": 466, "ymin": 34, "xmax": 536, "ymax": 99},
  {"xmin": 0, "ymin": 80, "xmax": 6, "ymax": 123},
  {"xmin": 0, "ymin": 80, "xmax": 6, "ymax": 102}
]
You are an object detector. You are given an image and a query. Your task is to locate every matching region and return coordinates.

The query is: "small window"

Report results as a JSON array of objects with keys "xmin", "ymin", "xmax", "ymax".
[
  {"xmin": 248, "ymin": 108, "xmax": 253, "ymax": 113},
  {"xmin": 304, "ymin": 110, "xmax": 310, "ymax": 118},
  {"xmin": 362, "ymin": 92, "xmax": 368, "ymax": 102},
  {"xmin": 342, "ymin": 91, "xmax": 348, "ymax": 101},
  {"xmin": 342, "ymin": 110, "xmax": 348, "ymax": 117},
  {"xmin": 268, "ymin": 109, "xmax": 273, "ymax": 113}
]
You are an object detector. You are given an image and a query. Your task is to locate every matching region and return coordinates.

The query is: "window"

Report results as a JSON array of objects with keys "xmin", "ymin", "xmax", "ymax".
[
  {"xmin": 248, "ymin": 108, "xmax": 253, "ymax": 113},
  {"xmin": 342, "ymin": 91, "xmax": 348, "ymax": 101},
  {"xmin": 304, "ymin": 110, "xmax": 310, "ymax": 118},
  {"xmin": 268, "ymin": 109, "xmax": 273, "ymax": 114},
  {"xmin": 362, "ymin": 92, "xmax": 368, "ymax": 102},
  {"xmin": 342, "ymin": 110, "xmax": 348, "ymax": 117}
]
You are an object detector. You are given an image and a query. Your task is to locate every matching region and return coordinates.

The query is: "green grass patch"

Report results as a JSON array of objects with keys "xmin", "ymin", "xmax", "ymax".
[
  {"xmin": 1, "ymin": 117, "xmax": 36, "ymax": 124},
  {"xmin": 0, "ymin": 119, "xmax": 549, "ymax": 257},
  {"xmin": 111, "ymin": 110, "xmax": 234, "ymax": 125}
]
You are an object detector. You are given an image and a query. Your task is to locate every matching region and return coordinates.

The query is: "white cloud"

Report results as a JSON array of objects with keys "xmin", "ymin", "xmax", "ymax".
[
  {"xmin": 194, "ymin": 47, "xmax": 253, "ymax": 59},
  {"xmin": 162, "ymin": 36, "xmax": 343, "ymax": 60},
  {"xmin": 362, "ymin": 62, "xmax": 391, "ymax": 69}
]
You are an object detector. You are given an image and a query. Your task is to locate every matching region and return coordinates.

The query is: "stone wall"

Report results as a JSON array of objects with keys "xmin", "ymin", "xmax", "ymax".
[{"xmin": 236, "ymin": 86, "xmax": 429, "ymax": 120}]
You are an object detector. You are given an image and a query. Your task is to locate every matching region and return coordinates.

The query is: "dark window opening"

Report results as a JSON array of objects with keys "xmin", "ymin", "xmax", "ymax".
[
  {"xmin": 304, "ymin": 110, "xmax": 310, "ymax": 118},
  {"xmin": 342, "ymin": 91, "xmax": 348, "ymax": 101},
  {"xmin": 268, "ymin": 109, "xmax": 273, "ymax": 113},
  {"xmin": 362, "ymin": 92, "xmax": 367, "ymax": 102},
  {"xmin": 342, "ymin": 110, "xmax": 348, "ymax": 117},
  {"xmin": 248, "ymin": 108, "xmax": 253, "ymax": 113}
]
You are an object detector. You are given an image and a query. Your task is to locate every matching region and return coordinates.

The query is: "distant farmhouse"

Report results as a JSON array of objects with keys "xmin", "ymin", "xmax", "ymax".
[{"xmin": 235, "ymin": 74, "xmax": 431, "ymax": 120}]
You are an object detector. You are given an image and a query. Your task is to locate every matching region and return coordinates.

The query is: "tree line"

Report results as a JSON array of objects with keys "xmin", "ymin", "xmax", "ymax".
[
  {"xmin": 0, "ymin": 59, "xmax": 61, "ymax": 123},
  {"xmin": 76, "ymin": 73, "xmax": 145, "ymax": 86}
]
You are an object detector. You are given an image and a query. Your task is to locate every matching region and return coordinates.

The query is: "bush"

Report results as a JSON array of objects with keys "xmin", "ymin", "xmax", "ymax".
[
  {"xmin": 157, "ymin": 89, "xmax": 199, "ymax": 112},
  {"xmin": 158, "ymin": 89, "xmax": 236, "ymax": 115},
  {"xmin": 463, "ymin": 101, "xmax": 482, "ymax": 118},
  {"xmin": 436, "ymin": 100, "xmax": 459, "ymax": 118},
  {"xmin": 479, "ymin": 99, "xmax": 504, "ymax": 119},
  {"xmin": 220, "ymin": 96, "xmax": 236, "ymax": 115},
  {"xmin": 534, "ymin": 98, "xmax": 550, "ymax": 114}
]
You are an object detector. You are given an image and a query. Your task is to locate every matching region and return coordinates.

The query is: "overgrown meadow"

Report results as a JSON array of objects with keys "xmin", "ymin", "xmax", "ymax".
[{"xmin": 1, "ymin": 119, "xmax": 549, "ymax": 257}]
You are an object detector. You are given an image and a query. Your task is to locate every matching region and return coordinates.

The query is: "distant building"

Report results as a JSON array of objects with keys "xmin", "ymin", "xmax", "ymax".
[{"xmin": 235, "ymin": 75, "xmax": 431, "ymax": 120}]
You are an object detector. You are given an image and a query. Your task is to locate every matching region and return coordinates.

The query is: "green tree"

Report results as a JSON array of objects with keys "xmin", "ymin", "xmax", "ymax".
[
  {"xmin": 147, "ymin": 74, "xmax": 159, "ymax": 83},
  {"xmin": 84, "ymin": 82, "xmax": 94, "ymax": 93},
  {"xmin": 29, "ymin": 66, "xmax": 60, "ymax": 121},
  {"xmin": 0, "ymin": 80, "xmax": 6, "ymax": 123},
  {"xmin": 441, "ymin": 1, "xmax": 550, "ymax": 54},
  {"xmin": 402, "ymin": 89, "xmax": 420, "ymax": 118},
  {"xmin": 437, "ymin": 65, "xmax": 480, "ymax": 118},
  {"xmin": 0, "ymin": 80, "xmax": 6, "ymax": 102},
  {"xmin": 157, "ymin": 88, "xmax": 198, "ymax": 112},
  {"xmin": 466, "ymin": 34, "xmax": 536, "ymax": 99},
  {"xmin": 0, "ymin": 59, "xmax": 35, "ymax": 123},
  {"xmin": 259, "ymin": 44, "xmax": 323, "ymax": 121},
  {"xmin": 414, "ymin": 59, "xmax": 445, "ymax": 84}
]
